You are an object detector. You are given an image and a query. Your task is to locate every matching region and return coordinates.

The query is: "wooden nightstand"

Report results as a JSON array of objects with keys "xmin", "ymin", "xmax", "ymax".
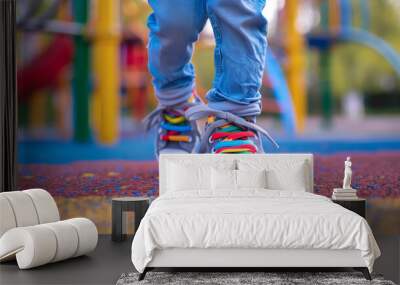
[{"xmin": 332, "ymin": 198, "xmax": 366, "ymax": 218}]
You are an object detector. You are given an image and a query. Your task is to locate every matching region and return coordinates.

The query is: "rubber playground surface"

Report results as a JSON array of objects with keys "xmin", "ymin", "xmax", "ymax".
[
  {"xmin": 17, "ymin": 135, "xmax": 400, "ymax": 234},
  {"xmin": 18, "ymin": 135, "xmax": 400, "ymax": 199}
]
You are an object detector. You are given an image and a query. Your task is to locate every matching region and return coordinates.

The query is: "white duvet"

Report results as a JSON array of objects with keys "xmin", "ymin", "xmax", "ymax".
[{"xmin": 131, "ymin": 190, "xmax": 380, "ymax": 273}]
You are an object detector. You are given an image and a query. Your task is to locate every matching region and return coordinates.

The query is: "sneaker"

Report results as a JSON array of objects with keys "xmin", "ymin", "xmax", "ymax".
[
  {"xmin": 143, "ymin": 95, "xmax": 202, "ymax": 158},
  {"xmin": 185, "ymin": 105, "xmax": 278, "ymax": 153}
]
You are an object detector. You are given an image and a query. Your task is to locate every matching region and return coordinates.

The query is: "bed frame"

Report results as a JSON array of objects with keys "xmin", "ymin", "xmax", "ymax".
[{"xmin": 139, "ymin": 154, "xmax": 371, "ymax": 281}]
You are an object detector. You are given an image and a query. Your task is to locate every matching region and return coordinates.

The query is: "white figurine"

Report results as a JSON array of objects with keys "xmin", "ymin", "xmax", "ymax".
[{"xmin": 342, "ymin": 157, "xmax": 352, "ymax": 190}]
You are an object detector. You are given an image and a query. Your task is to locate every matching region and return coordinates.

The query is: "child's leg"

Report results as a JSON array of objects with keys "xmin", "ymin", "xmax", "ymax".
[
  {"xmin": 185, "ymin": 0, "xmax": 277, "ymax": 153},
  {"xmin": 147, "ymin": 0, "xmax": 207, "ymax": 106},
  {"xmin": 145, "ymin": 0, "xmax": 208, "ymax": 157},
  {"xmin": 206, "ymin": 0, "xmax": 267, "ymax": 117}
]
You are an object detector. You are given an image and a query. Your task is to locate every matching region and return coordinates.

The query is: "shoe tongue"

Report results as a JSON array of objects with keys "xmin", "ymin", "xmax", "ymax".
[
  {"xmin": 166, "ymin": 101, "xmax": 194, "ymax": 115},
  {"xmin": 244, "ymin": 116, "xmax": 256, "ymax": 123},
  {"xmin": 173, "ymin": 95, "xmax": 199, "ymax": 112},
  {"xmin": 187, "ymin": 93, "xmax": 197, "ymax": 104},
  {"xmin": 208, "ymin": 114, "xmax": 255, "ymax": 126},
  {"xmin": 207, "ymin": 116, "xmax": 216, "ymax": 124},
  {"xmin": 165, "ymin": 108, "xmax": 184, "ymax": 117}
]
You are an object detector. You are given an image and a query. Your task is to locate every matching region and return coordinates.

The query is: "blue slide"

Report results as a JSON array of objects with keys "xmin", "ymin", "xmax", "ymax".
[
  {"xmin": 338, "ymin": 28, "xmax": 400, "ymax": 77},
  {"xmin": 264, "ymin": 49, "xmax": 296, "ymax": 135}
]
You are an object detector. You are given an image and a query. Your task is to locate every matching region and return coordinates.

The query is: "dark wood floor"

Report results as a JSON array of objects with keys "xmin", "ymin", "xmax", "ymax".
[
  {"xmin": 0, "ymin": 235, "xmax": 134, "ymax": 285},
  {"xmin": 1, "ymin": 235, "xmax": 398, "ymax": 285}
]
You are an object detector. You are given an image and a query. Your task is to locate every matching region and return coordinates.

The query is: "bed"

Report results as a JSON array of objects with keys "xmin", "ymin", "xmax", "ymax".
[{"xmin": 131, "ymin": 154, "xmax": 380, "ymax": 281}]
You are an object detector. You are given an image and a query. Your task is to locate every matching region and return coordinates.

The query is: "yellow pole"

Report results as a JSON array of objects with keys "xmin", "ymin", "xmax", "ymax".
[
  {"xmin": 284, "ymin": 0, "xmax": 307, "ymax": 133},
  {"xmin": 93, "ymin": 0, "xmax": 120, "ymax": 144}
]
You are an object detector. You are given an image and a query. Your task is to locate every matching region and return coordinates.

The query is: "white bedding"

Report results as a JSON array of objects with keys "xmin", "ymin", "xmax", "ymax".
[{"xmin": 131, "ymin": 190, "xmax": 380, "ymax": 273}]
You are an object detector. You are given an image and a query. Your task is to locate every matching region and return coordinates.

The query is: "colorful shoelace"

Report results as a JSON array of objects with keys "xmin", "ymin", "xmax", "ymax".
[
  {"xmin": 208, "ymin": 117, "xmax": 257, "ymax": 154},
  {"xmin": 160, "ymin": 109, "xmax": 192, "ymax": 143}
]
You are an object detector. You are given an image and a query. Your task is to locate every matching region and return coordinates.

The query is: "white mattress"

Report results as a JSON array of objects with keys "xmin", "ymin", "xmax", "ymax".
[{"xmin": 131, "ymin": 190, "xmax": 380, "ymax": 273}]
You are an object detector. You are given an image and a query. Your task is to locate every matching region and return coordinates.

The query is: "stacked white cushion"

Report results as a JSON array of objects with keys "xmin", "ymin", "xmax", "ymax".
[
  {"xmin": 24, "ymin": 188, "xmax": 60, "ymax": 223},
  {"xmin": 1, "ymin": 191, "xmax": 39, "ymax": 227},
  {"xmin": 0, "ymin": 196, "xmax": 17, "ymax": 237},
  {"xmin": 42, "ymin": 221, "xmax": 79, "ymax": 262},
  {"xmin": 0, "ymin": 189, "xmax": 98, "ymax": 269},
  {"xmin": 64, "ymin": 218, "xmax": 98, "ymax": 257}
]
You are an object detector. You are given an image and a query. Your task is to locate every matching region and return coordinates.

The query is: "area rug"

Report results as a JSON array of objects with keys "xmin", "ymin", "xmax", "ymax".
[{"xmin": 116, "ymin": 271, "xmax": 395, "ymax": 285}]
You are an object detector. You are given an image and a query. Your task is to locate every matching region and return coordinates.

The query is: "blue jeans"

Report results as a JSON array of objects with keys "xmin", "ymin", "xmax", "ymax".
[{"xmin": 147, "ymin": 0, "xmax": 267, "ymax": 117}]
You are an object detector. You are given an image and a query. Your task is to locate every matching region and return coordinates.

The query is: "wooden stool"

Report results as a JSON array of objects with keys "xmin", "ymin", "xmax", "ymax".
[{"xmin": 112, "ymin": 197, "xmax": 150, "ymax": 242}]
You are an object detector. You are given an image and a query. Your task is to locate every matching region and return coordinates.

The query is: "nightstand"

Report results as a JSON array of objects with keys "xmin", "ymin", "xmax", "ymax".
[
  {"xmin": 112, "ymin": 197, "xmax": 150, "ymax": 242},
  {"xmin": 332, "ymin": 198, "xmax": 366, "ymax": 218}
]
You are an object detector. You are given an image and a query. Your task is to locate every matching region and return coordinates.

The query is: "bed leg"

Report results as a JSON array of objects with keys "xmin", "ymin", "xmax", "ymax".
[
  {"xmin": 354, "ymin": 267, "xmax": 372, "ymax": 280},
  {"xmin": 362, "ymin": 268, "xmax": 372, "ymax": 281},
  {"xmin": 138, "ymin": 268, "xmax": 148, "ymax": 281}
]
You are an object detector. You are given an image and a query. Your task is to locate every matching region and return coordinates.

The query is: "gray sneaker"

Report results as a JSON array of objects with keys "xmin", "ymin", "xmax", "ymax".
[
  {"xmin": 143, "ymin": 96, "xmax": 202, "ymax": 158},
  {"xmin": 185, "ymin": 105, "xmax": 279, "ymax": 154}
]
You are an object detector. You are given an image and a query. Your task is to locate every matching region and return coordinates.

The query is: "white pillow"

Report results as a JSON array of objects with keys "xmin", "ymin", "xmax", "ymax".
[
  {"xmin": 238, "ymin": 159, "xmax": 309, "ymax": 191},
  {"xmin": 211, "ymin": 169, "xmax": 268, "ymax": 191},
  {"xmin": 265, "ymin": 161, "xmax": 308, "ymax": 191},
  {"xmin": 167, "ymin": 162, "xmax": 211, "ymax": 191},
  {"xmin": 211, "ymin": 168, "xmax": 237, "ymax": 191},
  {"xmin": 236, "ymin": 169, "xmax": 267, "ymax": 189}
]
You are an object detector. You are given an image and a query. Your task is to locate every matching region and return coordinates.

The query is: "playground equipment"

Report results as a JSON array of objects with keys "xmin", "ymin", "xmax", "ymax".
[
  {"xmin": 260, "ymin": 0, "xmax": 400, "ymax": 134},
  {"xmin": 306, "ymin": 0, "xmax": 400, "ymax": 126},
  {"xmin": 264, "ymin": 50, "xmax": 296, "ymax": 135},
  {"xmin": 337, "ymin": 28, "xmax": 400, "ymax": 77},
  {"xmin": 92, "ymin": 0, "xmax": 120, "ymax": 144},
  {"xmin": 17, "ymin": 0, "xmax": 121, "ymax": 145},
  {"xmin": 72, "ymin": 0, "xmax": 91, "ymax": 142},
  {"xmin": 283, "ymin": 0, "xmax": 307, "ymax": 133},
  {"xmin": 17, "ymin": 36, "xmax": 74, "ymax": 99},
  {"xmin": 121, "ymin": 36, "xmax": 149, "ymax": 120},
  {"xmin": 16, "ymin": 0, "xmax": 400, "ymax": 141}
]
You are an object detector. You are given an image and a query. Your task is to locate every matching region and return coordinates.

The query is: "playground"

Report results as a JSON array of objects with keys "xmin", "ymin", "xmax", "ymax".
[{"xmin": 15, "ymin": 0, "xmax": 400, "ymax": 233}]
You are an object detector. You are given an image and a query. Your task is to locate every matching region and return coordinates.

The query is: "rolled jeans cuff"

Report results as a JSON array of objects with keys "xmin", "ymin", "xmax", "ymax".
[
  {"xmin": 155, "ymin": 83, "xmax": 194, "ymax": 107},
  {"xmin": 207, "ymin": 100, "xmax": 261, "ymax": 117},
  {"xmin": 206, "ymin": 92, "xmax": 261, "ymax": 117}
]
